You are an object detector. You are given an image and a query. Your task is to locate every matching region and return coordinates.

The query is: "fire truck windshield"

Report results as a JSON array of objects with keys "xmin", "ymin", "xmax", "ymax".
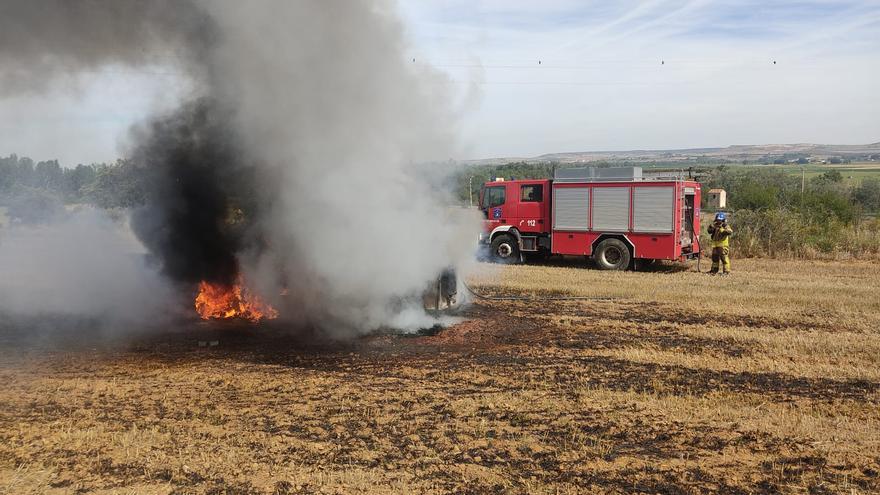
[{"xmin": 482, "ymin": 186, "xmax": 505, "ymax": 209}]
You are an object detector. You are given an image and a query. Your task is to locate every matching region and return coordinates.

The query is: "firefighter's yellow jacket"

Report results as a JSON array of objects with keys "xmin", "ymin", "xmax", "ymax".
[{"xmin": 707, "ymin": 223, "xmax": 732, "ymax": 248}]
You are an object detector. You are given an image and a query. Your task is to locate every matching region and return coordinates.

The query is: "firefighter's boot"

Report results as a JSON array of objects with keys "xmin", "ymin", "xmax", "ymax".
[
  {"xmin": 709, "ymin": 248, "xmax": 721, "ymax": 274},
  {"xmin": 720, "ymin": 247, "xmax": 731, "ymax": 275}
]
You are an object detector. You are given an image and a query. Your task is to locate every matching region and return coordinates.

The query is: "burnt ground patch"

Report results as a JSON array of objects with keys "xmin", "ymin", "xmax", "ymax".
[
  {"xmin": 522, "ymin": 299, "xmax": 843, "ymax": 333},
  {"xmin": 561, "ymin": 355, "xmax": 879, "ymax": 401},
  {"xmin": 36, "ymin": 301, "xmax": 868, "ymax": 406},
  {"xmin": 2, "ymin": 274, "xmax": 880, "ymax": 494},
  {"xmin": 543, "ymin": 322, "xmax": 752, "ymax": 357}
]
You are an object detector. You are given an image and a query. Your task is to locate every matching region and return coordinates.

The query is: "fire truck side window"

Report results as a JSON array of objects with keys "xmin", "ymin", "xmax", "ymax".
[
  {"xmin": 520, "ymin": 184, "xmax": 543, "ymax": 202},
  {"xmin": 483, "ymin": 186, "xmax": 505, "ymax": 208}
]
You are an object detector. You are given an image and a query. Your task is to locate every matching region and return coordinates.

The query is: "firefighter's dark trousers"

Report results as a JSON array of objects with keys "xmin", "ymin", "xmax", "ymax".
[{"xmin": 710, "ymin": 247, "xmax": 731, "ymax": 273}]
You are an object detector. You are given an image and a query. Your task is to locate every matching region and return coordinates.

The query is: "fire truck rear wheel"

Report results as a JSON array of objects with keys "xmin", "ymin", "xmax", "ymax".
[
  {"xmin": 594, "ymin": 238, "xmax": 631, "ymax": 270},
  {"xmin": 491, "ymin": 234, "xmax": 520, "ymax": 264}
]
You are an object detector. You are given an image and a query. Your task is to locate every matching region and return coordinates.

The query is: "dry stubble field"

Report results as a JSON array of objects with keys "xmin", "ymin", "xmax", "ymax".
[{"xmin": 1, "ymin": 258, "xmax": 879, "ymax": 494}]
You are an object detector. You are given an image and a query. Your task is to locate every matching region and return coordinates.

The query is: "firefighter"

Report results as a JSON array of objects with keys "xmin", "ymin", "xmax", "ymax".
[{"xmin": 707, "ymin": 212, "xmax": 733, "ymax": 275}]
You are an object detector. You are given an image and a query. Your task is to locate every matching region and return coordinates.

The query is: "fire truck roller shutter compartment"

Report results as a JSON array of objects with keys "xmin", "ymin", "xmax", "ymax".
[
  {"xmin": 591, "ymin": 187, "xmax": 630, "ymax": 232},
  {"xmin": 633, "ymin": 186, "xmax": 674, "ymax": 233},
  {"xmin": 553, "ymin": 187, "xmax": 590, "ymax": 231}
]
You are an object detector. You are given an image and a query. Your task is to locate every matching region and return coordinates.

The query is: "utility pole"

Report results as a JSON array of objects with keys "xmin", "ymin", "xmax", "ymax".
[
  {"xmin": 468, "ymin": 176, "xmax": 473, "ymax": 206},
  {"xmin": 801, "ymin": 167, "xmax": 805, "ymax": 195}
]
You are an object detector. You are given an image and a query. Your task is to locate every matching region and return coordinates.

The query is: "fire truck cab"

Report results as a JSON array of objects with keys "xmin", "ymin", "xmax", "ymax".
[{"xmin": 478, "ymin": 167, "xmax": 701, "ymax": 270}]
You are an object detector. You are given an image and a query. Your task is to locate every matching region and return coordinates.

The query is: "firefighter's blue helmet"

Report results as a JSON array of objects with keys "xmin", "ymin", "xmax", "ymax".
[{"xmin": 715, "ymin": 212, "xmax": 727, "ymax": 222}]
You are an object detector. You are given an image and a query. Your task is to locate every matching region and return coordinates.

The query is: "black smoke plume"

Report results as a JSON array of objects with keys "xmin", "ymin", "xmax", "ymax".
[
  {"xmin": 129, "ymin": 99, "xmax": 261, "ymax": 286},
  {"xmin": 0, "ymin": 0, "xmax": 480, "ymax": 333},
  {"xmin": 0, "ymin": 0, "xmax": 213, "ymax": 94}
]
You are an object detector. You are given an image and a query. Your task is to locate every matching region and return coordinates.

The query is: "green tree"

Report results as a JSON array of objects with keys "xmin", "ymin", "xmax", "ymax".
[
  {"xmin": 4, "ymin": 186, "xmax": 65, "ymax": 224},
  {"xmin": 799, "ymin": 189, "xmax": 856, "ymax": 224},
  {"xmin": 62, "ymin": 164, "xmax": 98, "ymax": 201},
  {"xmin": 0, "ymin": 155, "xmax": 15, "ymax": 193},
  {"xmin": 733, "ymin": 181, "xmax": 779, "ymax": 210},
  {"xmin": 34, "ymin": 160, "xmax": 64, "ymax": 191},
  {"xmin": 85, "ymin": 160, "xmax": 146, "ymax": 208},
  {"xmin": 853, "ymin": 178, "xmax": 880, "ymax": 212},
  {"xmin": 813, "ymin": 169, "xmax": 843, "ymax": 185}
]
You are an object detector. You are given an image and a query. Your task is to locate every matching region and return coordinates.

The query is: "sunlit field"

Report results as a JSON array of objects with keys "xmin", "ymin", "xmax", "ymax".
[
  {"xmin": 2, "ymin": 258, "xmax": 879, "ymax": 494},
  {"xmin": 779, "ymin": 162, "xmax": 880, "ymax": 185}
]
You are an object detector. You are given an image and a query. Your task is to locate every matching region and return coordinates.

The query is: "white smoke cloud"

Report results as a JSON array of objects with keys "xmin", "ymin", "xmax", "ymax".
[
  {"xmin": 0, "ymin": 0, "xmax": 481, "ymax": 334},
  {"xmin": 0, "ymin": 208, "xmax": 178, "ymax": 326},
  {"xmin": 182, "ymin": 0, "xmax": 482, "ymax": 333}
]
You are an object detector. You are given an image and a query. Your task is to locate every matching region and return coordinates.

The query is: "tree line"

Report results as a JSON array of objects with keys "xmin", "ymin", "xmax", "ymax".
[
  {"xmin": 4, "ymin": 153, "xmax": 879, "ymax": 258},
  {"xmin": 0, "ymin": 154, "xmax": 145, "ymax": 223},
  {"xmin": 701, "ymin": 166, "xmax": 880, "ymax": 258}
]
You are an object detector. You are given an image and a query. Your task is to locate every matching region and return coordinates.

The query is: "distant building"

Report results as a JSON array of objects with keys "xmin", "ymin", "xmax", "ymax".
[{"xmin": 707, "ymin": 189, "xmax": 727, "ymax": 209}]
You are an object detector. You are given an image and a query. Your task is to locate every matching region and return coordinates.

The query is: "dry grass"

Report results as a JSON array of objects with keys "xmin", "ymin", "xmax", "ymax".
[{"xmin": 1, "ymin": 258, "xmax": 879, "ymax": 493}]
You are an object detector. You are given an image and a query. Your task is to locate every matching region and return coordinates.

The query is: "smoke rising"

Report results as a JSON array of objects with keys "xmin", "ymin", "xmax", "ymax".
[
  {"xmin": 0, "ymin": 208, "xmax": 177, "ymax": 327},
  {"xmin": 0, "ymin": 0, "xmax": 479, "ymax": 334},
  {"xmin": 0, "ymin": 0, "xmax": 213, "ymax": 94},
  {"xmin": 129, "ymin": 98, "xmax": 255, "ymax": 287}
]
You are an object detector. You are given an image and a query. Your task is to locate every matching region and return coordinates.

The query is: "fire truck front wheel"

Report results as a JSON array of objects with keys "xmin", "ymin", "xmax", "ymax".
[
  {"xmin": 490, "ymin": 234, "xmax": 520, "ymax": 264},
  {"xmin": 594, "ymin": 238, "xmax": 631, "ymax": 270}
]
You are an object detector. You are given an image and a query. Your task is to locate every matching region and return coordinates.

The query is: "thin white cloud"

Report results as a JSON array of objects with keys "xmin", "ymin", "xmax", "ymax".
[
  {"xmin": 0, "ymin": 1, "xmax": 876, "ymax": 164},
  {"xmin": 400, "ymin": 0, "xmax": 880, "ymax": 158}
]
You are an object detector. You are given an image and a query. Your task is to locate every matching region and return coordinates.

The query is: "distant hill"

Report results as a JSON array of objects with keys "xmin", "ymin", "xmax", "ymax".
[{"xmin": 464, "ymin": 142, "xmax": 880, "ymax": 165}]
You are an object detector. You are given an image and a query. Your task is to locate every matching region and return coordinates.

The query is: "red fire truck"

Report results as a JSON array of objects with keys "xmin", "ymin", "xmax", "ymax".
[{"xmin": 478, "ymin": 167, "xmax": 701, "ymax": 270}]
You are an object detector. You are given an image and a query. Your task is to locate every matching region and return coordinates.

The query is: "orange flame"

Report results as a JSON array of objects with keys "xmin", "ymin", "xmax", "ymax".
[{"xmin": 194, "ymin": 278, "xmax": 278, "ymax": 322}]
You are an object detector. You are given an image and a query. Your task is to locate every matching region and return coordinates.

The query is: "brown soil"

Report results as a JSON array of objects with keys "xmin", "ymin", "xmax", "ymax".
[{"xmin": 1, "ymin": 259, "xmax": 879, "ymax": 494}]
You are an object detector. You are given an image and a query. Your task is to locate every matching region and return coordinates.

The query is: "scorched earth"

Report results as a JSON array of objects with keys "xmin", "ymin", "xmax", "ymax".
[{"xmin": 1, "ymin": 258, "xmax": 879, "ymax": 494}]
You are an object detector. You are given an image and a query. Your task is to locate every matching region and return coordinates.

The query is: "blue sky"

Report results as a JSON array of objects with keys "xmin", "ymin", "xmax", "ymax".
[
  {"xmin": 1, "ymin": 0, "xmax": 878, "ymax": 164},
  {"xmin": 399, "ymin": 0, "xmax": 880, "ymax": 158}
]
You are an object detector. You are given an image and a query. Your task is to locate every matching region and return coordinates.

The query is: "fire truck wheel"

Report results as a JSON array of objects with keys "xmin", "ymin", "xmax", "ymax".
[
  {"xmin": 594, "ymin": 238, "xmax": 631, "ymax": 270},
  {"xmin": 490, "ymin": 234, "xmax": 520, "ymax": 264}
]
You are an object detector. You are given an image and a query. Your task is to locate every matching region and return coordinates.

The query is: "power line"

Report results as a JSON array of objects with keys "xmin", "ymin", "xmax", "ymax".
[
  {"xmin": 415, "ymin": 59, "xmax": 793, "ymax": 70},
  {"xmin": 447, "ymin": 80, "xmax": 689, "ymax": 86}
]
